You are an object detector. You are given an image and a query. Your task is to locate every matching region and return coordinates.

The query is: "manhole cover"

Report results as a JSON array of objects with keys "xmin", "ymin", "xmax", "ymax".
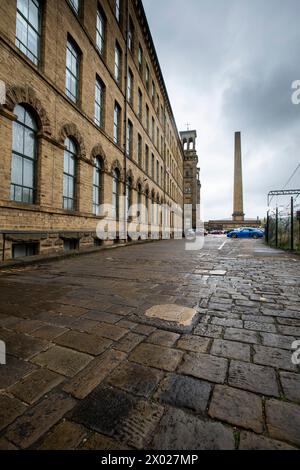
[{"xmin": 145, "ymin": 304, "xmax": 197, "ymax": 326}]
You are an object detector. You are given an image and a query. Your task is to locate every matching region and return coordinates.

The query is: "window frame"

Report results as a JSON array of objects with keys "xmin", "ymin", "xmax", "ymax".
[
  {"xmin": 95, "ymin": 76, "xmax": 105, "ymax": 129},
  {"xmin": 126, "ymin": 119, "xmax": 133, "ymax": 157},
  {"xmin": 137, "ymin": 133, "xmax": 142, "ymax": 167},
  {"xmin": 11, "ymin": 104, "xmax": 38, "ymax": 205},
  {"xmin": 16, "ymin": 0, "xmax": 42, "ymax": 66},
  {"xmin": 96, "ymin": 5, "xmax": 106, "ymax": 57},
  {"xmin": 66, "ymin": 38, "xmax": 81, "ymax": 104},
  {"xmin": 63, "ymin": 137, "xmax": 77, "ymax": 211},
  {"xmin": 114, "ymin": 102, "xmax": 121, "ymax": 145},
  {"xmin": 93, "ymin": 156, "xmax": 103, "ymax": 216},
  {"xmin": 114, "ymin": 41, "xmax": 122, "ymax": 85}
]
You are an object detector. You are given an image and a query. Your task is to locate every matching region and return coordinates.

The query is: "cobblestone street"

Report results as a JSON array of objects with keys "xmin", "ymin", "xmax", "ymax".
[{"xmin": 0, "ymin": 237, "xmax": 300, "ymax": 450}]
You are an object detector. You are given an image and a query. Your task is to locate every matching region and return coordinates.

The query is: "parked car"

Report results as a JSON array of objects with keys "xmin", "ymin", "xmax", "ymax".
[
  {"xmin": 210, "ymin": 230, "xmax": 224, "ymax": 235},
  {"xmin": 227, "ymin": 227, "xmax": 264, "ymax": 239}
]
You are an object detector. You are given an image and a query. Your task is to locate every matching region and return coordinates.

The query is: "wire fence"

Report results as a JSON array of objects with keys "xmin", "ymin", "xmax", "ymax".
[{"xmin": 266, "ymin": 198, "xmax": 300, "ymax": 252}]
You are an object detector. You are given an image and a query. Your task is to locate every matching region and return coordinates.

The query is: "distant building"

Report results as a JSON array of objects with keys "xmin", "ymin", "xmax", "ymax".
[{"xmin": 180, "ymin": 130, "xmax": 201, "ymax": 229}]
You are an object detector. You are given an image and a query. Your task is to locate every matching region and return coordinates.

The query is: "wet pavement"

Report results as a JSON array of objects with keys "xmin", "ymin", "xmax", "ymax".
[{"xmin": 0, "ymin": 237, "xmax": 300, "ymax": 450}]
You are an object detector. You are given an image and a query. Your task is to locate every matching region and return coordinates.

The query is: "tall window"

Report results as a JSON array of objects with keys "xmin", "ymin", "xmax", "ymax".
[
  {"xmin": 146, "ymin": 104, "xmax": 149, "ymax": 133},
  {"xmin": 127, "ymin": 68, "xmax": 133, "ymax": 105},
  {"xmin": 95, "ymin": 77, "xmax": 105, "ymax": 128},
  {"xmin": 137, "ymin": 184, "xmax": 142, "ymax": 220},
  {"xmin": 138, "ymin": 45, "xmax": 143, "ymax": 73},
  {"xmin": 63, "ymin": 137, "xmax": 77, "ymax": 211},
  {"xmin": 145, "ymin": 64, "xmax": 150, "ymax": 90},
  {"xmin": 68, "ymin": 0, "xmax": 80, "ymax": 14},
  {"xmin": 126, "ymin": 120, "xmax": 133, "ymax": 157},
  {"xmin": 145, "ymin": 144, "xmax": 149, "ymax": 174},
  {"xmin": 152, "ymin": 81, "xmax": 156, "ymax": 104},
  {"xmin": 114, "ymin": 102, "xmax": 121, "ymax": 145},
  {"xmin": 152, "ymin": 117, "xmax": 155, "ymax": 141},
  {"xmin": 128, "ymin": 17, "xmax": 134, "ymax": 53},
  {"xmin": 16, "ymin": 0, "xmax": 42, "ymax": 65},
  {"xmin": 126, "ymin": 177, "xmax": 132, "ymax": 219},
  {"xmin": 145, "ymin": 190, "xmax": 149, "ymax": 224},
  {"xmin": 157, "ymin": 127, "xmax": 159, "ymax": 149},
  {"xmin": 96, "ymin": 7, "xmax": 106, "ymax": 56},
  {"xmin": 151, "ymin": 192, "xmax": 155, "ymax": 224},
  {"xmin": 137, "ymin": 134, "xmax": 142, "ymax": 166},
  {"xmin": 156, "ymin": 160, "xmax": 159, "ymax": 184},
  {"xmin": 115, "ymin": 42, "xmax": 122, "ymax": 84},
  {"xmin": 66, "ymin": 39, "xmax": 80, "ymax": 103},
  {"xmin": 138, "ymin": 89, "xmax": 143, "ymax": 120},
  {"xmin": 115, "ymin": 0, "xmax": 121, "ymax": 22},
  {"xmin": 112, "ymin": 169, "xmax": 120, "ymax": 219},
  {"xmin": 11, "ymin": 105, "xmax": 37, "ymax": 204},
  {"xmin": 151, "ymin": 154, "xmax": 155, "ymax": 179},
  {"xmin": 93, "ymin": 157, "xmax": 103, "ymax": 216}
]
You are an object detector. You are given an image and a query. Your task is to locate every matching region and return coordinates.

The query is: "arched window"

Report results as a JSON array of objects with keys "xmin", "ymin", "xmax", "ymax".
[
  {"xmin": 63, "ymin": 137, "xmax": 77, "ymax": 211},
  {"xmin": 93, "ymin": 157, "xmax": 103, "ymax": 216},
  {"xmin": 112, "ymin": 168, "xmax": 120, "ymax": 220},
  {"xmin": 11, "ymin": 105, "xmax": 37, "ymax": 204},
  {"xmin": 126, "ymin": 176, "xmax": 132, "ymax": 219}
]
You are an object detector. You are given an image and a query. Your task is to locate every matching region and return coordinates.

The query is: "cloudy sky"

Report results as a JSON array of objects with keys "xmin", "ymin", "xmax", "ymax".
[{"xmin": 143, "ymin": 0, "xmax": 300, "ymax": 221}]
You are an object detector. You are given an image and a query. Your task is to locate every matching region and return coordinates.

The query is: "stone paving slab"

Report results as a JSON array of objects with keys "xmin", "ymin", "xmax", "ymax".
[
  {"xmin": 280, "ymin": 372, "xmax": 300, "ymax": 403},
  {"xmin": 54, "ymin": 330, "xmax": 112, "ymax": 356},
  {"xmin": 211, "ymin": 339, "xmax": 251, "ymax": 362},
  {"xmin": 178, "ymin": 352, "xmax": 228, "ymax": 384},
  {"xmin": 0, "ymin": 355, "xmax": 37, "ymax": 389},
  {"xmin": 151, "ymin": 408, "xmax": 235, "ymax": 450},
  {"xmin": 31, "ymin": 346, "xmax": 93, "ymax": 377},
  {"xmin": 209, "ymin": 385, "xmax": 263, "ymax": 433},
  {"xmin": 239, "ymin": 431, "xmax": 297, "ymax": 450},
  {"xmin": 266, "ymin": 399, "xmax": 300, "ymax": 447},
  {"xmin": 63, "ymin": 349, "xmax": 126, "ymax": 399},
  {"xmin": 129, "ymin": 343, "xmax": 184, "ymax": 372},
  {"xmin": 9, "ymin": 368, "xmax": 64, "ymax": 405},
  {"xmin": 37, "ymin": 420, "xmax": 88, "ymax": 450},
  {"xmin": 6, "ymin": 392, "xmax": 76, "ymax": 449},
  {"xmin": 0, "ymin": 394, "xmax": 27, "ymax": 432},
  {"xmin": 154, "ymin": 373, "xmax": 212, "ymax": 412},
  {"xmin": 228, "ymin": 360, "xmax": 280, "ymax": 397},
  {"xmin": 106, "ymin": 361, "xmax": 163, "ymax": 398}
]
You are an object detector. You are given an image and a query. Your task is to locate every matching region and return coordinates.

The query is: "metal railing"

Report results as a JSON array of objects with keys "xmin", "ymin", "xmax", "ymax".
[{"xmin": 266, "ymin": 196, "xmax": 300, "ymax": 252}]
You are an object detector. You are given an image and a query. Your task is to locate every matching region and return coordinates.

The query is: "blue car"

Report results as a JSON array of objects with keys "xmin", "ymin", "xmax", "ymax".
[{"xmin": 227, "ymin": 227, "xmax": 264, "ymax": 239}]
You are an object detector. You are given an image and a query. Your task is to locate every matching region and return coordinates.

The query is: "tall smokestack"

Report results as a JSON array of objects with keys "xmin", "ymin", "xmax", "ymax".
[{"xmin": 232, "ymin": 132, "xmax": 245, "ymax": 222}]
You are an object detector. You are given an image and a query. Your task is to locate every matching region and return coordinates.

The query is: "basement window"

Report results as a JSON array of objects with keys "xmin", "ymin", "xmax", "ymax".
[
  {"xmin": 12, "ymin": 243, "xmax": 39, "ymax": 259},
  {"xmin": 64, "ymin": 239, "xmax": 79, "ymax": 252}
]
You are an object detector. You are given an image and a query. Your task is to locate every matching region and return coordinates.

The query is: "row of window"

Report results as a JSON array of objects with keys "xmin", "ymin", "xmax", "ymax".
[
  {"xmin": 11, "ymin": 105, "xmax": 179, "ymax": 213},
  {"xmin": 15, "ymin": 0, "xmax": 181, "ymax": 181}
]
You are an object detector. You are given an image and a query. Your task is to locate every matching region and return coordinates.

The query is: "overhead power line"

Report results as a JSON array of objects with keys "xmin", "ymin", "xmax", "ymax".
[
  {"xmin": 269, "ymin": 163, "xmax": 300, "ymax": 205},
  {"xmin": 283, "ymin": 163, "xmax": 300, "ymax": 189}
]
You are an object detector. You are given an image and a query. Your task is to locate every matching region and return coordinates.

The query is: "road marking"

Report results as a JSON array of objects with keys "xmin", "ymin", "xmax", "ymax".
[{"xmin": 218, "ymin": 241, "xmax": 227, "ymax": 251}]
